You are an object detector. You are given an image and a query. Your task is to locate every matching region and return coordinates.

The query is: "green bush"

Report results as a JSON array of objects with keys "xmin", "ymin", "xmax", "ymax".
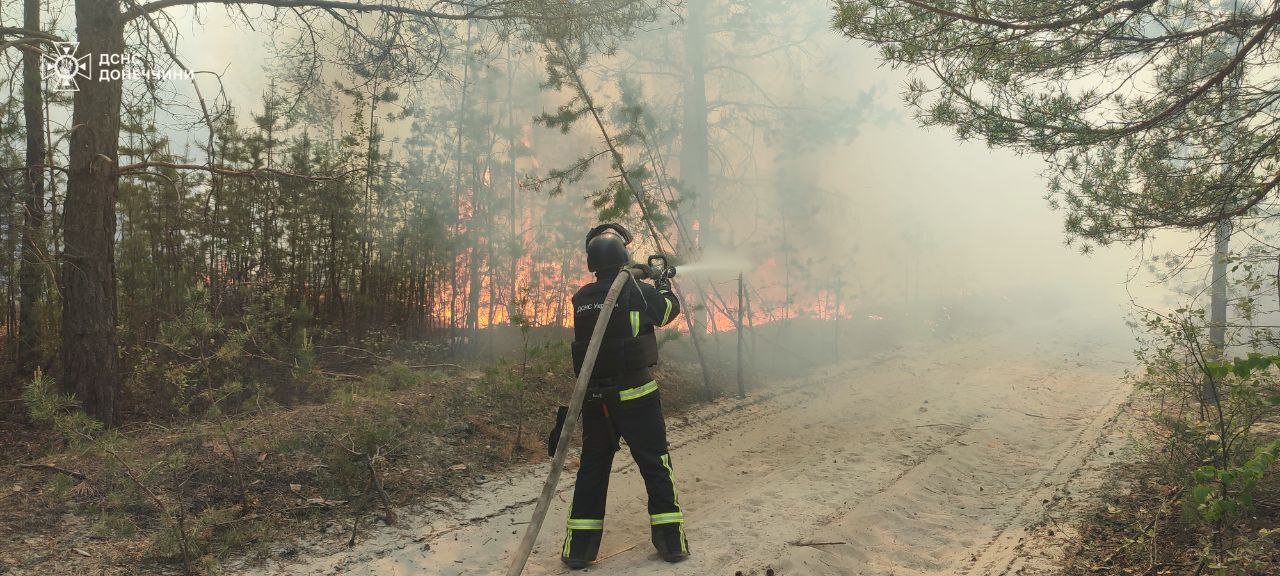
[
  {"xmin": 23, "ymin": 368, "xmax": 103, "ymax": 447},
  {"xmin": 126, "ymin": 284, "xmax": 319, "ymax": 417},
  {"xmin": 1134, "ymin": 311, "xmax": 1280, "ymax": 571}
]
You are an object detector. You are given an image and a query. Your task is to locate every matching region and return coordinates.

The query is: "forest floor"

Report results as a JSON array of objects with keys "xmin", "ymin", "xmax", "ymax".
[
  {"xmin": 1049, "ymin": 409, "xmax": 1280, "ymax": 576},
  {"xmin": 230, "ymin": 309, "xmax": 1146, "ymax": 576},
  {"xmin": 0, "ymin": 337, "xmax": 722, "ymax": 576},
  {"xmin": 15, "ymin": 302, "xmax": 1273, "ymax": 576}
]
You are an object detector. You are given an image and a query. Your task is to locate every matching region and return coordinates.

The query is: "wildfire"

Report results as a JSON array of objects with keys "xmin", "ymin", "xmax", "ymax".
[
  {"xmin": 420, "ymin": 264, "xmax": 856, "ymax": 334},
  {"xmin": 423, "ymin": 206, "xmax": 852, "ymax": 333}
]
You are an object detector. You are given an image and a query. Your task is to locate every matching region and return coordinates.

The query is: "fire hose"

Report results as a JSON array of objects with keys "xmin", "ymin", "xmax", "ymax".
[{"xmin": 505, "ymin": 261, "xmax": 666, "ymax": 576}]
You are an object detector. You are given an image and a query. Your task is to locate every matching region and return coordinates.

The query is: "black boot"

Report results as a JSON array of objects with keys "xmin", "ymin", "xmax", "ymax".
[
  {"xmin": 651, "ymin": 523, "xmax": 689, "ymax": 563},
  {"xmin": 561, "ymin": 528, "xmax": 602, "ymax": 569}
]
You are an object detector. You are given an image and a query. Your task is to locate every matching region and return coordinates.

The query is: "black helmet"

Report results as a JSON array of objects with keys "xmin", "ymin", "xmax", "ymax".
[{"xmin": 585, "ymin": 223, "xmax": 633, "ymax": 272}]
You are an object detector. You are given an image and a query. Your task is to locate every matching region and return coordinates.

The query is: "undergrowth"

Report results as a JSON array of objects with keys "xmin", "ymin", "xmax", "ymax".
[{"xmin": 4, "ymin": 336, "xmax": 657, "ymax": 576}]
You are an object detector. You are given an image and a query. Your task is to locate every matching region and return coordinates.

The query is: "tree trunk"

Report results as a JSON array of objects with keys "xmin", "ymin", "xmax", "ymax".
[
  {"xmin": 1204, "ymin": 217, "xmax": 1230, "ymax": 406},
  {"xmin": 4, "ymin": 177, "xmax": 19, "ymax": 355},
  {"xmin": 1204, "ymin": 31, "xmax": 1243, "ymax": 409},
  {"xmin": 361, "ymin": 90, "xmax": 377, "ymax": 302},
  {"xmin": 18, "ymin": 0, "xmax": 48, "ymax": 373},
  {"xmin": 62, "ymin": 0, "xmax": 124, "ymax": 423},
  {"xmin": 681, "ymin": 0, "xmax": 709, "ymax": 247},
  {"xmin": 506, "ymin": 47, "xmax": 519, "ymax": 326},
  {"xmin": 466, "ymin": 183, "xmax": 483, "ymax": 333},
  {"xmin": 449, "ymin": 21, "xmax": 473, "ymax": 338}
]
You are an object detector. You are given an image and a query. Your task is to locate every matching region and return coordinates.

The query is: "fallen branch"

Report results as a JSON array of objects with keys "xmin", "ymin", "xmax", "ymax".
[
  {"xmin": 18, "ymin": 463, "xmax": 87, "ymax": 481},
  {"xmin": 343, "ymin": 443, "xmax": 398, "ymax": 546},
  {"xmin": 787, "ymin": 540, "xmax": 848, "ymax": 547},
  {"xmin": 314, "ymin": 344, "xmax": 465, "ymax": 371},
  {"xmin": 596, "ymin": 543, "xmax": 639, "ymax": 562},
  {"xmin": 348, "ymin": 505, "xmax": 362, "ymax": 547},
  {"xmin": 410, "ymin": 363, "xmax": 466, "ymax": 371},
  {"xmin": 212, "ymin": 512, "xmax": 262, "ymax": 527},
  {"xmin": 366, "ymin": 451, "xmax": 396, "ymax": 526},
  {"xmin": 319, "ymin": 369, "xmax": 365, "ymax": 380}
]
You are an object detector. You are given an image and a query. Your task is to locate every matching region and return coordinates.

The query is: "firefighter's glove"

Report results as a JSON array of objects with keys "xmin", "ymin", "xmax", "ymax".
[
  {"xmin": 655, "ymin": 274, "xmax": 672, "ymax": 293},
  {"xmin": 547, "ymin": 405, "xmax": 569, "ymax": 457}
]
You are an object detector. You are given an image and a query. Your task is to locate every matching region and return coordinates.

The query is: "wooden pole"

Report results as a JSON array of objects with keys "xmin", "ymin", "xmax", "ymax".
[
  {"xmin": 505, "ymin": 269, "xmax": 634, "ymax": 576},
  {"xmin": 833, "ymin": 274, "xmax": 841, "ymax": 362},
  {"xmin": 737, "ymin": 272, "xmax": 745, "ymax": 399},
  {"xmin": 744, "ymin": 279, "xmax": 756, "ymax": 378},
  {"xmin": 677, "ymin": 286, "xmax": 715, "ymax": 400}
]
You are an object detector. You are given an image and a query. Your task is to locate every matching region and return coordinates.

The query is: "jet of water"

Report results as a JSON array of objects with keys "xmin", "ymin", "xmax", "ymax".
[{"xmin": 675, "ymin": 251, "xmax": 752, "ymax": 276}]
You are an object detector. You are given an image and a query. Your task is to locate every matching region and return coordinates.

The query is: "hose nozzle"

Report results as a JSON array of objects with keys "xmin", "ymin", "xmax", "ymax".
[{"xmin": 646, "ymin": 254, "xmax": 677, "ymax": 279}]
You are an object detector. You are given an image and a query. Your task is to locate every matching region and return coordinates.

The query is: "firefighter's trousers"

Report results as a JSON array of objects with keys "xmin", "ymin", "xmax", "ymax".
[{"xmin": 562, "ymin": 380, "xmax": 688, "ymax": 560}]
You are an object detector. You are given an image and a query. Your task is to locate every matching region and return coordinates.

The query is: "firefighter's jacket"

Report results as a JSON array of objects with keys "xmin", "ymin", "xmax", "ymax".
[{"xmin": 571, "ymin": 270, "xmax": 681, "ymax": 389}]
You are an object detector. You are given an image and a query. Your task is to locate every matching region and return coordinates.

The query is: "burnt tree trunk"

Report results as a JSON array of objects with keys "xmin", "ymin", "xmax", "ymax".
[
  {"xmin": 18, "ymin": 0, "xmax": 48, "ymax": 373},
  {"xmin": 62, "ymin": 0, "xmax": 124, "ymax": 423}
]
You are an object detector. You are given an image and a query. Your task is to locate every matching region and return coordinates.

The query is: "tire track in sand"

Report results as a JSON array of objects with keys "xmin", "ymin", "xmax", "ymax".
[{"xmin": 242, "ymin": 323, "xmax": 1134, "ymax": 576}]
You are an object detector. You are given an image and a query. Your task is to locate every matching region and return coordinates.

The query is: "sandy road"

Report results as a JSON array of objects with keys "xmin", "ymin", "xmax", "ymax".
[{"xmin": 250, "ymin": 314, "xmax": 1134, "ymax": 576}]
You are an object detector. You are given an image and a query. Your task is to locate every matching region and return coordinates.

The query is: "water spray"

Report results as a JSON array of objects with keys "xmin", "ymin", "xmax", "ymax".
[{"xmin": 667, "ymin": 251, "xmax": 751, "ymax": 276}]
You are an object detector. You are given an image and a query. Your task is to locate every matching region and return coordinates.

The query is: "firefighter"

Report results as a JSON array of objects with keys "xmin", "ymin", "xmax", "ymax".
[{"xmin": 546, "ymin": 223, "xmax": 688, "ymax": 569}]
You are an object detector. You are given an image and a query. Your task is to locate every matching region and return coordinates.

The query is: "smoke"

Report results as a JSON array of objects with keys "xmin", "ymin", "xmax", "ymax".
[{"xmin": 131, "ymin": 0, "xmax": 1173, "ymax": 356}]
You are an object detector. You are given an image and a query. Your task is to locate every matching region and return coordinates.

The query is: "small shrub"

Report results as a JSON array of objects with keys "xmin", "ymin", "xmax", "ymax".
[
  {"xmin": 23, "ymin": 368, "xmax": 103, "ymax": 447},
  {"xmin": 367, "ymin": 362, "xmax": 422, "ymax": 393},
  {"xmin": 91, "ymin": 510, "xmax": 138, "ymax": 539},
  {"xmin": 1190, "ymin": 440, "xmax": 1280, "ymax": 523},
  {"xmin": 1134, "ymin": 308, "xmax": 1280, "ymax": 571},
  {"xmin": 126, "ymin": 285, "xmax": 320, "ymax": 417},
  {"xmin": 42, "ymin": 473, "xmax": 77, "ymax": 500}
]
